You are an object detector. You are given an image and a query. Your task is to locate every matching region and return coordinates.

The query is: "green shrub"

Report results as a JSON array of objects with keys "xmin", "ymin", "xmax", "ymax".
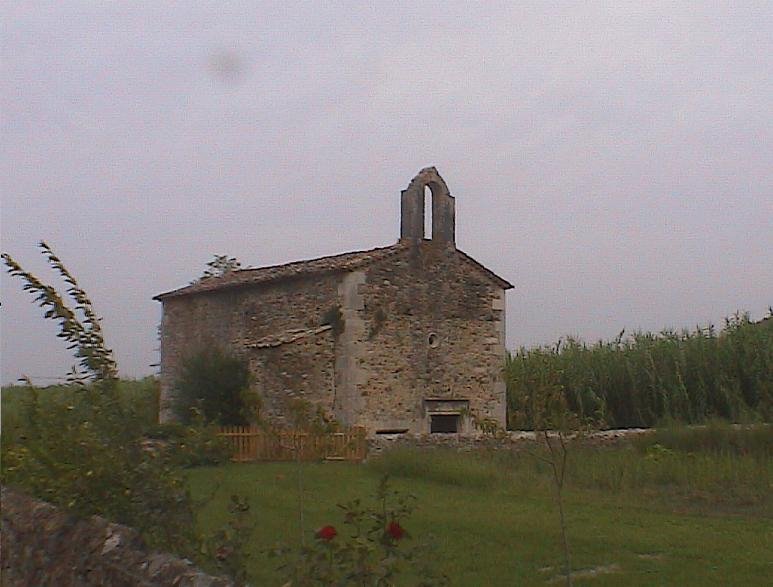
[
  {"xmin": 1, "ymin": 244, "xmax": 244, "ymax": 571},
  {"xmin": 0, "ymin": 385, "xmax": 199, "ymax": 554},
  {"xmin": 172, "ymin": 347, "xmax": 256, "ymax": 425},
  {"xmin": 1, "ymin": 378, "xmax": 159, "ymax": 444},
  {"xmin": 633, "ymin": 420, "xmax": 772, "ymax": 459},
  {"xmin": 271, "ymin": 476, "xmax": 448, "ymax": 586},
  {"xmin": 146, "ymin": 420, "xmax": 231, "ymax": 468}
]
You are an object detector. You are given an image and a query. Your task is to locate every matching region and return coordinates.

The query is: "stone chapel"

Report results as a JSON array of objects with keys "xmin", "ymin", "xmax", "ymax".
[{"xmin": 154, "ymin": 167, "xmax": 512, "ymax": 435}]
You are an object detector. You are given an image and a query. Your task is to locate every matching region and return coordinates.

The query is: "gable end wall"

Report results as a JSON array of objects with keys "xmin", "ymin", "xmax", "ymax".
[
  {"xmin": 158, "ymin": 246, "xmax": 508, "ymax": 434},
  {"xmin": 355, "ymin": 244, "xmax": 507, "ymax": 433}
]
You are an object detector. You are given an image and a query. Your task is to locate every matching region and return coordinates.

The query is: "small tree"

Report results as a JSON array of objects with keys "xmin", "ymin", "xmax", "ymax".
[
  {"xmin": 173, "ymin": 347, "xmax": 256, "ymax": 425},
  {"xmin": 506, "ymin": 345, "xmax": 588, "ymax": 587},
  {"xmin": 3, "ymin": 243, "xmax": 259, "ymax": 578},
  {"xmin": 200, "ymin": 254, "xmax": 242, "ymax": 280},
  {"xmin": 1, "ymin": 242, "xmax": 203, "ymax": 555}
]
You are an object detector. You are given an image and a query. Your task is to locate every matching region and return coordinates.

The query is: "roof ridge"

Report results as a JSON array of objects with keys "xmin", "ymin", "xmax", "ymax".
[
  {"xmin": 153, "ymin": 242, "xmax": 404, "ymax": 301},
  {"xmin": 231, "ymin": 243, "xmax": 401, "ymax": 276},
  {"xmin": 154, "ymin": 242, "xmax": 512, "ymax": 301}
]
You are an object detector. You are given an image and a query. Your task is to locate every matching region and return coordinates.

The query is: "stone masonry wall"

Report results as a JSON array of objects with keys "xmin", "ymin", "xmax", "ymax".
[
  {"xmin": 356, "ymin": 242, "xmax": 507, "ymax": 433},
  {"xmin": 248, "ymin": 328, "xmax": 336, "ymax": 424},
  {"xmin": 0, "ymin": 487, "xmax": 232, "ymax": 587},
  {"xmin": 159, "ymin": 274, "xmax": 341, "ymax": 422},
  {"xmin": 159, "ymin": 244, "xmax": 508, "ymax": 435}
]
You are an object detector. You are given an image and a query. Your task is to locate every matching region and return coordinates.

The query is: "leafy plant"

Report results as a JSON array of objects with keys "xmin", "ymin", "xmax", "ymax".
[
  {"xmin": 467, "ymin": 410, "xmax": 508, "ymax": 439},
  {"xmin": 145, "ymin": 417, "xmax": 232, "ymax": 468},
  {"xmin": 284, "ymin": 397, "xmax": 339, "ymax": 434},
  {"xmin": 199, "ymin": 254, "xmax": 242, "ymax": 280},
  {"xmin": 276, "ymin": 397, "xmax": 342, "ymax": 551},
  {"xmin": 1, "ymin": 245, "xmax": 260, "ymax": 581},
  {"xmin": 203, "ymin": 494, "xmax": 255, "ymax": 585},
  {"xmin": 271, "ymin": 475, "xmax": 448, "ymax": 586},
  {"xmin": 321, "ymin": 304, "xmax": 345, "ymax": 337},
  {"xmin": 508, "ymin": 344, "xmax": 603, "ymax": 587},
  {"xmin": 0, "ymin": 384, "xmax": 200, "ymax": 555},
  {"xmin": 172, "ymin": 347, "xmax": 257, "ymax": 425},
  {"xmin": 2, "ymin": 241, "xmax": 118, "ymax": 383}
]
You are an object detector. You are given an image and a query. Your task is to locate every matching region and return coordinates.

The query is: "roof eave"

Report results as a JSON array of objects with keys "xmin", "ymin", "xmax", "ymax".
[
  {"xmin": 153, "ymin": 265, "xmax": 349, "ymax": 302},
  {"xmin": 454, "ymin": 249, "xmax": 514, "ymax": 290}
]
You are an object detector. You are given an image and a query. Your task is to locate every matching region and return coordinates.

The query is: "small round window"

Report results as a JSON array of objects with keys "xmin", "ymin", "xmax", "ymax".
[{"xmin": 428, "ymin": 333, "xmax": 440, "ymax": 348}]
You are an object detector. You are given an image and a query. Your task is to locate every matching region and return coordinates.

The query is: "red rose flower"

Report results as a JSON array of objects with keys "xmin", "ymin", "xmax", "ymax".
[
  {"xmin": 316, "ymin": 525, "xmax": 337, "ymax": 541},
  {"xmin": 386, "ymin": 520, "xmax": 405, "ymax": 541}
]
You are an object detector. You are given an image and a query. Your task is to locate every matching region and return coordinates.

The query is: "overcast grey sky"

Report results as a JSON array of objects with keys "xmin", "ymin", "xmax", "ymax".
[{"xmin": 2, "ymin": 2, "xmax": 771, "ymax": 385}]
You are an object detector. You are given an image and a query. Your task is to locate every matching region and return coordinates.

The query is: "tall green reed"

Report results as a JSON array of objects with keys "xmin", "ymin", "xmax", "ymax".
[{"xmin": 506, "ymin": 312, "xmax": 772, "ymax": 428}]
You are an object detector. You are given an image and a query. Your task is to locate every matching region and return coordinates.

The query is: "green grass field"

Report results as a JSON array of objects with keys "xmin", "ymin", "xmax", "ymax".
[
  {"xmin": 188, "ymin": 433, "xmax": 773, "ymax": 586},
  {"xmin": 3, "ymin": 383, "xmax": 770, "ymax": 585}
]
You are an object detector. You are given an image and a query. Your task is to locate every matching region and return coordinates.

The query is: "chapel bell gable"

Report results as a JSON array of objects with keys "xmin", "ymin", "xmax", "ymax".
[{"xmin": 399, "ymin": 167, "xmax": 456, "ymax": 248}]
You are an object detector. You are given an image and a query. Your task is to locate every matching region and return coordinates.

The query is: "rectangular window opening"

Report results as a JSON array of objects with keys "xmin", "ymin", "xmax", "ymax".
[{"xmin": 430, "ymin": 414, "xmax": 460, "ymax": 434}]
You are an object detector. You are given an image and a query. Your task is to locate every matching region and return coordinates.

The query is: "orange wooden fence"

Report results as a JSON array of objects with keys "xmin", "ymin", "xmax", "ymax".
[{"xmin": 217, "ymin": 426, "xmax": 368, "ymax": 462}]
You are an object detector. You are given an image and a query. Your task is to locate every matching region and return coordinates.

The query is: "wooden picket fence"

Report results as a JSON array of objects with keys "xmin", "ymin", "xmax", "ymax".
[{"xmin": 217, "ymin": 426, "xmax": 368, "ymax": 463}]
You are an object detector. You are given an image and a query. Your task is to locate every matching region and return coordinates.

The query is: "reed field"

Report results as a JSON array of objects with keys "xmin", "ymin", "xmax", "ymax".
[{"xmin": 506, "ymin": 312, "xmax": 772, "ymax": 428}]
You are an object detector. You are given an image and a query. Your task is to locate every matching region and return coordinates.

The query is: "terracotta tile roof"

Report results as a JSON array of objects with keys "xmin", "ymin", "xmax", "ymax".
[
  {"xmin": 153, "ymin": 242, "xmax": 513, "ymax": 301},
  {"xmin": 153, "ymin": 244, "xmax": 403, "ymax": 300}
]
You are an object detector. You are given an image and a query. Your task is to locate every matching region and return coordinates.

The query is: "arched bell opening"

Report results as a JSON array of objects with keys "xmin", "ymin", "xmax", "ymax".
[
  {"xmin": 424, "ymin": 185, "xmax": 432, "ymax": 239},
  {"xmin": 399, "ymin": 167, "xmax": 456, "ymax": 248}
]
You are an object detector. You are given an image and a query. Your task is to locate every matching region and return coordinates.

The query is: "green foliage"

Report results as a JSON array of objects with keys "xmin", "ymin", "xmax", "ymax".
[
  {"xmin": 202, "ymin": 494, "xmax": 255, "ymax": 585},
  {"xmin": 1, "ymin": 246, "xmax": 202, "ymax": 552},
  {"xmin": 145, "ymin": 419, "xmax": 232, "ymax": 468},
  {"xmin": 367, "ymin": 435, "xmax": 772, "ymax": 516},
  {"xmin": 199, "ymin": 254, "xmax": 242, "ymax": 280},
  {"xmin": 1, "ymin": 246, "xmax": 251, "ymax": 578},
  {"xmin": 0, "ymin": 383, "xmax": 199, "ymax": 555},
  {"xmin": 1, "ymin": 378, "xmax": 159, "ymax": 444},
  {"xmin": 506, "ymin": 311, "xmax": 773, "ymax": 428},
  {"xmin": 470, "ymin": 414, "xmax": 508, "ymax": 439},
  {"xmin": 2, "ymin": 242, "xmax": 118, "ymax": 383},
  {"xmin": 506, "ymin": 343, "xmax": 591, "ymax": 433},
  {"xmin": 506, "ymin": 348, "xmax": 581, "ymax": 587},
  {"xmin": 321, "ymin": 304, "xmax": 345, "ymax": 337},
  {"xmin": 173, "ymin": 347, "xmax": 256, "ymax": 426},
  {"xmin": 632, "ymin": 419, "xmax": 772, "ymax": 460},
  {"xmin": 563, "ymin": 441, "xmax": 772, "ymax": 510},
  {"xmin": 284, "ymin": 397, "xmax": 339, "ymax": 433},
  {"xmin": 0, "ymin": 381, "xmax": 240, "ymax": 564},
  {"xmin": 270, "ymin": 476, "xmax": 448, "ymax": 586}
]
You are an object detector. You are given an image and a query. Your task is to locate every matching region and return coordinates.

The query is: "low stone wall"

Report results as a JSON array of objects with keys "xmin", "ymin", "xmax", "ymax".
[
  {"xmin": 0, "ymin": 487, "xmax": 233, "ymax": 587},
  {"xmin": 367, "ymin": 428, "xmax": 654, "ymax": 456}
]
